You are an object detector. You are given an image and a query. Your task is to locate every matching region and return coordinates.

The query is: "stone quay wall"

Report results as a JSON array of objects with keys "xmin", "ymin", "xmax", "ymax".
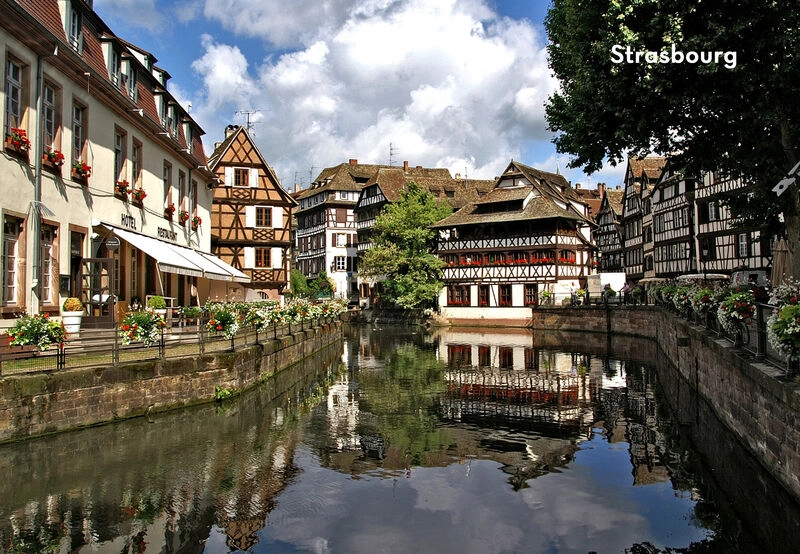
[
  {"xmin": 0, "ymin": 322, "xmax": 341, "ymax": 444},
  {"xmin": 532, "ymin": 305, "xmax": 800, "ymax": 502}
]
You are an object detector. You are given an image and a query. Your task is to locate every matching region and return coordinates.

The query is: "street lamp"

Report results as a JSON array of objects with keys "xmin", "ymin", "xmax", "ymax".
[{"xmin": 701, "ymin": 244, "xmax": 709, "ymax": 281}]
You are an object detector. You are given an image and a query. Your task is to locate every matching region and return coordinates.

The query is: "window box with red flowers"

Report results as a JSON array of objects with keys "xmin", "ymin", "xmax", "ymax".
[
  {"xmin": 42, "ymin": 149, "xmax": 65, "ymax": 172},
  {"xmin": 131, "ymin": 188, "xmax": 147, "ymax": 205},
  {"xmin": 164, "ymin": 203, "xmax": 176, "ymax": 220},
  {"xmin": 178, "ymin": 210, "xmax": 190, "ymax": 225},
  {"xmin": 115, "ymin": 180, "xmax": 130, "ymax": 199},
  {"xmin": 72, "ymin": 161, "xmax": 91, "ymax": 182},
  {"xmin": 5, "ymin": 127, "xmax": 30, "ymax": 159},
  {"xmin": 191, "ymin": 215, "xmax": 202, "ymax": 230}
]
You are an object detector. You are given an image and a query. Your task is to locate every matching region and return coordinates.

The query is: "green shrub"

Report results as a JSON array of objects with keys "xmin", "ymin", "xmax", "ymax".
[{"xmin": 146, "ymin": 295, "xmax": 167, "ymax": 309}]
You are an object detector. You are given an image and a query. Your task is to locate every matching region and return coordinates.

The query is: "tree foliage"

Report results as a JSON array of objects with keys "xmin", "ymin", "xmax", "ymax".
[
  {"xmin": 545, "ymin": 0, "xmax": 800, "ymax": 269},
  {"xmin": 360, "ymin": 182, "xmax": 452, "ymax": 309}
]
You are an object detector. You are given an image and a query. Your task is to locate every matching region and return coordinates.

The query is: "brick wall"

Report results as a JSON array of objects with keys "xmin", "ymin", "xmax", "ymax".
[{"xmin": 0, "ymin": 322, "xmax": 342, "ymax": 443}]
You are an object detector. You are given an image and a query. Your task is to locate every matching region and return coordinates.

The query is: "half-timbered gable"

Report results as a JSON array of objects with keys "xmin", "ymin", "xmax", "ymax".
[
  {"xmin": 651, "ymin": 164, "xmax": 696, "ymax": 277},
  {"xmin": 695, "ymin": 171, "xmax": 771, "ymax": 278},
  {"xmin": 621, "ymin": 156, "xmax": 666, "ymax": 280},
  {"xmin": 208, "ymin": 125, "xmax": 296, "ymax": 301},
  {"xmin": 433, "ymin": 161, "xmax": 596, "ymax": 324},
  {"xmin": 595, "ymin": 188, "xmax": 625, "ymax": 272}
]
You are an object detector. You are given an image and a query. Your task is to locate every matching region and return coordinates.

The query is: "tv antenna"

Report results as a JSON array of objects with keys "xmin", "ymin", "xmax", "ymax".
[
  {"xmin": 389, "ymin": 142, "xmax": 398, "ymax": 166},
  {"xmin": 235, "ymin": 110, "xmax": 260, "ymax": 135}
]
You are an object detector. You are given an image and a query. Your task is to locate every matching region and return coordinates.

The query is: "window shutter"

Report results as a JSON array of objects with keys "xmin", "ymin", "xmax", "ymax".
[
  {"xmin": 271, "ymin": 247, "xmax": 282, "ymax": 269},
  {"xmin": 249, "ymin": 168, "xmax": 259, "ymax": 188},
  {"xmin": 243, "ymin": 247, "xmax": 255, "ymax": 269},
  {"xmin": 245, "ymin": 205, "xmax": 255, "ymax": 227},
  {"xmin": 224, "ymin": 167, "xmax": 233, "ymax": 186},
  {"xmin": 272, "ymin": 206, "xmax": 283, "ymax": 228}
]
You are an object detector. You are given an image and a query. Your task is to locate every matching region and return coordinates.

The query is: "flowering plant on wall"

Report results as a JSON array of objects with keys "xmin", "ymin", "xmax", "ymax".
[
  {"xmin": 717, "ymin": 290, "xmax": 755, "ymax": 334},
  {"xmin": 164, "ymin": 203, "xmax": 176, "ymax": 219},
  {"xmin": 131, "ymin": 188, "xmax": 147, "ymax": 203},
  {"xmin": 5, "ymin": 313, "xmax": 67, "ymax": 351},
  {"xmin": 207, "ymin": 304, "xmax": 240, "ymax": 339},
  {"xmin": 119, "ymin": 310, "xmax": 167, "ymax": 347},
  {"xmin": 44, "ymin": 149, "xmax": 65, "ymax": 166},
  {"xmin": 191, "ymin": 215, "xmax": 202, "ymax": 229},
  {"xmin": 115, "ymin": 180, "xmax": 130, "ymax": 196},
  {"xmin": 766, "ymin": 277, "xmax": 800, "ymax": 359},
  {"xmin": 179, "ymin": 210, "xmax": 190, "ymax": 224},
  {"xmin": 72, "ymin": 161, "xmax": 91, "ymax": 178},
  {"xmin": 6, "ymin": 127, "xmax": 30, "ymax": 151}
]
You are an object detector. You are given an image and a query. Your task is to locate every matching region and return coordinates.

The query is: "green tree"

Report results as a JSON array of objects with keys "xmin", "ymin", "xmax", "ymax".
[
  {"xmin": 290, "ymin": 268, "xmax": 311, "ymax": 298},
  {"xmin": 360, "ymin": 182, "xmax": 452, "ymax": 309},
  {"xmin": 545, "ymin": 0, "xmax": 800, "ymax": 272}
]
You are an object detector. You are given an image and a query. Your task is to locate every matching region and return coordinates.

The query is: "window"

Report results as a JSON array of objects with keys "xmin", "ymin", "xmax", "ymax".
[
  {"xmin": 68, "ymin": 5, "xmax": 83, "ymax": 52},
  {"xmin": 72, "ymin": 102, "xmax": 86, "ymax": 164},
  {"xmin": 163, "ymin": 162, "xmax": 172, "ymax": 207},
  {"xmin": 447, "ymin": 345, "xmax": 471, "ymax": 367},
  {"xmin": 109, "ymin": 47, "xmax": 121, "ymax": 85},
  {"xmin": 3, "ymin": 216, "xmax": 22, "ymax": 305},
  {"xmin": 478, "ymin": 345, "xmax": 490, "ymax": 367},
  {"xmin": 234, "ymin": 168, "xmax": 249, "ymax": 187},
  {"xmin": 178, "ymin": 170, "xmax": 186, "ymax": 209},
  {"xmin": 256, "ymin": 207, "xmax": 272, "ymax": 228},
  {"xmin": 524, "ymin": 284, "xmax": 537, "ymax": 306},
  {"xmin": 132, "ymin": 140, "xmax": 142, "ymax": 187},
  {"xmin": 738, "ymin": 233, "xmax": 750, "ymax": 258},
  {"xmin": 5, "ymin": 58, "xmax": 24, "ymax": 135},
  {"xmin": 524, "ymin": 348, "xmax": 536, "ymax": 370},
  {"xmin": 336, "ymin": 233, "xmax": 346, "ymax": 247},
  {"xmin": 39, "ymin": 226, "xmax": 56, "ymax": 305},
  {"xmin": 43, "ymin": 82, "xmax": 60, "ymax": 153},
  {"xmin": 334, "ymin": 256, "xmax": 346, "ymax": 271},
  {"xmin": 191, "ymin": 180, "xmax": 198, "ymax": 215},
  {"xmin": 499, "ymin": 347, "xmax": 513, "ymax": 369},
  {"xmin": 336, "ymin": 209, "xmax": 348, "ymax": 224},
  {"xmin": 708, "ymin": 201, "xmax": 720, "ymax": 222},
  {"xmin": 479, "ymin": 285, "xmax": 489, "ymax": 307},
  {"xmin": 339, "ymin": 191, "xmax": 347, "ymax": 200},
  {"xmin": 499, "ymin": 284, "xmax": 512, "ymax": 306},
  {"xmin": 130, "ymin": 247, "xmax": 138, "ymax": 298},
  {"xmin": 700, "ymin": 237, "xmax": 717, "ymax": 261},
  {"xmin": 114, "ymin": 129, "xmax": 126, "ymax": 182},
  {"xmin": 255, "ymin": 248, "xmax": 271, "ymax": 268},
  {"xmin": 125, "ymin": 63, "xmax": 138, "ymax": 101}
]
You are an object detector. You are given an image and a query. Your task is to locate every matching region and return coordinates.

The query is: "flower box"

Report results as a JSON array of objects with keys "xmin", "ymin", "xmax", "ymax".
[
  {"xmin": 131, "ymin": 188, "xmax": 147, "ymax": 205},
  {"xmin": 72, "ymin": 161, "xmax": 91, "ymax": 183},
  {"xmin": 115, "ymin": 180, "xmax": 130, "ymax": 199},
  {"xmin": 164, "ymin": 204, "xmax": 176, "ymax": 220},
  {"xmin": 178, "ymin": 210, "xmax": 190, "ymax": 225}
]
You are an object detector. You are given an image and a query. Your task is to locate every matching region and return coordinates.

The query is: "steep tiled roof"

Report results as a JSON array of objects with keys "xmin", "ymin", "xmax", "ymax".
[
  {"xmin": 629, "ymin": 156, "xmax": 667, "ymax": 181},
  {"xmin": 298, "ymin": 162, "xmax": 387, "ymax": 199},
  {"xmin": 605, "ymin": 189, "xmax": 625, "ymax": 215}
]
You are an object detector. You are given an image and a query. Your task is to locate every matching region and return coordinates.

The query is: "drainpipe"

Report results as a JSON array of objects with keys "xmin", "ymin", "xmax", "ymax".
[{"xmin": 30, "ymin": 52, "xmax": 46, "ymax": 314}]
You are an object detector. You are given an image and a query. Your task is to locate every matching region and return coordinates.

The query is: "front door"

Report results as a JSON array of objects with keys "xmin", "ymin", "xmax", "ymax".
[{"xmin": 81, "ymin": 257, "xmax": 114, "ymax": 329}]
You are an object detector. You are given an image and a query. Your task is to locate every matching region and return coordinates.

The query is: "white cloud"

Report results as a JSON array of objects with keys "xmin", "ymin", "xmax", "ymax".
[{"xmin": 183, "ymin": 0, "xmax": 569, "ymax": 187}]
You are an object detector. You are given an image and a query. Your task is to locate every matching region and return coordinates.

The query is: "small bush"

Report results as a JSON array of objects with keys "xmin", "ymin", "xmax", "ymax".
[
  {"xmin": 62, "ymin": 297, "xmax": 84, "ymax": 312},
  {"xmin": 146, "ymin": 295, "xmax": 167, "ymax": 309}
]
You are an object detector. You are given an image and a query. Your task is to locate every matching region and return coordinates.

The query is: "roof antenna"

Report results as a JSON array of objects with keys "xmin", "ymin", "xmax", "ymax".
[
  {"xmin": 389, "ymin": 142, "xmax": 398, "ymax": 166},
  {"xmin": 235, "ymin": 110, "xmax": 260, "ymax": 135}
]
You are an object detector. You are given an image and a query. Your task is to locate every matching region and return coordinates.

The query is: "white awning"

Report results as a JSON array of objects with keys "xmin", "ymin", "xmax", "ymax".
[
  {"xmin": 197, "ymin": 252, "xmax": 251, "ymax": 283},
  {"xmin": 112, "ymin": 227, "xmax": 204, "ymax": 278},
  {"xmin": 108, "ymin": 226, "xmax": 250, "ymax": 283}
]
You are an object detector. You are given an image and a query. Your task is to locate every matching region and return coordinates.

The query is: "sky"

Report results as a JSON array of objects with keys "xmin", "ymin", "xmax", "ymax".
[{"xmin": 93, "ymin": 0, "xmax": 626, "ymax": 191}]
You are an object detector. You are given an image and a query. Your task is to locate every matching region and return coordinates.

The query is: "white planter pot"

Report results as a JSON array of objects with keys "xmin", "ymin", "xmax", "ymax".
[{"xmin": 61, "ymin": 311, "xmax": 84, "ymax": 335}]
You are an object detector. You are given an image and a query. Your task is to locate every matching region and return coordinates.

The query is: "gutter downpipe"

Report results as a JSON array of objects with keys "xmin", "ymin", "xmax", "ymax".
[{"xmin": 30, "ymin": 52, "xmax": 46, "ymax": 314}]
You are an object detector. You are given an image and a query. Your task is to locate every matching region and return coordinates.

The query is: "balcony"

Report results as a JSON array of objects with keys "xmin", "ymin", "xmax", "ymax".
[{"xmin": 442, "ymin": 261, "xmax": 587, "ymax": 282}]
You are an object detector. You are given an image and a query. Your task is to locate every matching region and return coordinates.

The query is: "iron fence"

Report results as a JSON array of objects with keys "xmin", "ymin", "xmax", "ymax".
[{"xmin": 0, "ymin": 316, "xmax": 337, "ymax": 377}]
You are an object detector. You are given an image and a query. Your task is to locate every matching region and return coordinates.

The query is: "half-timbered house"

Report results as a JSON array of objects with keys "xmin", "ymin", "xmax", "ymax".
[
  {"xmin": 594, "ymin": 186, "xmax": 625, "ymax": 272},
  {"xmin": 208, "ymin": 125, "xmax": 296, "ymax": 302},
  {"xmin": 353, "ymin": 163, "xmax": 493, "ymax": 307},
  {"xmin": 620, "ymin": 156, "xmax": 665, "ymax": 282},
  {"xmin": 695, "ymin": 171, "xmax": 770, "ymax": 282},
  {"xmin": 432, "ymin": 161, "xmax": 595, "ymax": 325},
  {"xmin": 651, "ymin": 163, "xmax": 696, "ymax": 277},
  {"xmin": 295, "ymin": 159, "xmax": 375, "ymax": 301}
]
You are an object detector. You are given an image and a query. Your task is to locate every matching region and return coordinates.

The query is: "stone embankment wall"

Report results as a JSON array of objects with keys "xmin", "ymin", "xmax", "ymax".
[
  {"xmin": 0, "ymin": 322, "xmax": 341, "ymax": 444},
  {"xmin": 532, "ymin": 305, "xmax": 800, "ymax": 502}
]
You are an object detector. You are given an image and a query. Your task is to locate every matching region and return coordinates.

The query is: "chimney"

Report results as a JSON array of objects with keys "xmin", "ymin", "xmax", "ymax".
[
  {"xmin": 597, "ymin": 183, "xmax": 606, "ymax": 197},
  {"xmin": 349, "ymin": 159, "xmax": 358, "ymax": 165},
  {"xmin": 454, "ymin": 173, "xmax": 461, "ymax": 180},
  {"xmin": 295, "ymin": 183, "xmax": 300, "ymax": 193},
  {"xmin": 225, "ymin": 124, "xmax": 238, "ymax": 138},
  {"xmin": 616, "ymin": 185, "xmax": 622, "ymax": 190},
  {"xmin": 403, "ymin": 160, "xmax": 409, "ymax": 171},
  {"xmin": 416, "ymin": 165, "xmax": 422, "ymax": 169},
  {"xmin": 575, "ymin": 183, "xmax": 581, "ymax": 190}
]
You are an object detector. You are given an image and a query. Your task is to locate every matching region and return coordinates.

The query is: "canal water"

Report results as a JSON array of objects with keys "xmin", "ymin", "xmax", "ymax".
[{"xmin": 0, "ymin": 324, "xmax": 796, "ymax": 553}]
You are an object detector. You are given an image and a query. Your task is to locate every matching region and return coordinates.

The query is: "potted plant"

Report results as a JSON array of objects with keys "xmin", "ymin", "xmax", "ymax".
[
  {"xmin": 119, "ymin": 310, "xmax": 167, "ymax": 347},
  {"xmin": 179, "ymin": 210, "xmax": 190, "ymax": 224},
  {"xmin": 43, "ymin": 149, "xmax": 65, "ymax": 167},
  {"xmin": 61, "ymin": 297, "xmax": 85, "ymax": 335},
  {"xmin": 72, "ymin": 160, "xmax": 91, "ymax": 180},
  {"xmin": 115, "ymin": 180, "xmax": 130, "ymax": 197},
  {"xmin": 5, "ymin": 313, "xmax": 67, "ymax": 351},
  {"xmin": 191, "ymin": 215, "xmax": 202, "ymax": 230},
  {"xmin": 207, "ymin": 303, "xmax": 240, "ymax": 339},
  {"xmin": 164, "ymin": 203, "xmax": 176, "ymax": 219},
  {"xmin": 146, "ymin": 295, "xmax": 168, "ymax": 317},
  {"xmin": 131, "ymin": 188, "xmax": 147, "ymax": 204},
  {"xmin": 5, "ymin": 127, "xmax": 31, "ymax": 152}
]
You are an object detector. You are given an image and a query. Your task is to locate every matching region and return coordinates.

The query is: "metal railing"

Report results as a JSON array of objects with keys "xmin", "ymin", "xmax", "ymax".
[{"xmin": 0, "ymin": 315, "xmax": 338, "ymax": 377}]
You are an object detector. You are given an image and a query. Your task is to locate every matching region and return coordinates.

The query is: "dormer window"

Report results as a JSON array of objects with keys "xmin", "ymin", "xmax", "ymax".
[
  {"xmin": 68, "ymin": 4, "xmax": 83, "ymax": 53},
  {"xmin": 125, "ymin": 62, "xmax": 138, "ymax": 102},
  {"xmin": 109, "ymin": 47, "xmax": 121, "ymax": 86}
]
